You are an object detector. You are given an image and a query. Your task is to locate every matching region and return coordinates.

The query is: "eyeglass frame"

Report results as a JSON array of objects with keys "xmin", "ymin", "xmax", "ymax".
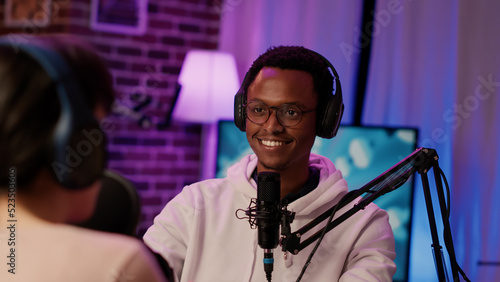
[{"xmin": 244, "ymin": 101, "xmax": 317, "ymax": 127}]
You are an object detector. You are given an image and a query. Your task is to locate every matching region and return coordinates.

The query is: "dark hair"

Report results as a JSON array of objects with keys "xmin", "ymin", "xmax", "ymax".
[
  {"xmin": 35, "ymin": 34, "xmax": 115, "ymax": 113},
  {"xmin": 0, "ymin": 34, "xmax": 115, "ymax": 188},
  {"xmin": 243, "ymin": 46, "xmax": 334, "ymax": 114}
]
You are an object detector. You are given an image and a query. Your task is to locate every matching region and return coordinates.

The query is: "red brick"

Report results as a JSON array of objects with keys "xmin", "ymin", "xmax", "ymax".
[
  {"xmin": 163, "ymin": 7, "xmax": 187, "ymax": 17},
  {"xmin": 132, "ymin": 63, "xmax": 156, "ymax": 72},
  {"xmin": 132, "ymin": 181, "xmax": 150, "ymax": 191},
  {"xmin": 155, "ymin": 182, "xmax": 177, "ymax": 190},
  {"xmin": 161, "ymin": 66, "xmax": 182, "ymax": 75},
  {"xmin": 125, "ymin": 152, "xmax": 151, "ymax": 160},
  {"xmin": 117, "ymin": 46, "xmax": 142, "ymax": 56},
  {"xmin": 132, "ymin": 34, "xmax": 158, "ymax": 43},
  {"xmin": 179, "ymin": 23, "xmax": 200, "ymax": 33},
  {"xmin": 110, "ymin": 166, "xmax": 137, "ymax": 175},
  {"xmin": 113, "ymin": 137, "xmax": 139, "ymax": 145},
  {"xmin": 193, "ymin": 11, "xmax": 220, "ymax": 21},
  {"xmin": 141, "ymin": 167, "xmax": 167, "ymax": 175},
  {"xmin": 158, "ymin": 154, "xmax": 177, "ymax": 162},
  {"xmin": 146, "ymin": 79, "xmax": 169, "ymax": 89},
  {"xmin": 116, "ymin": 77, "xmax": 140, "ymax": 86},
  {"xmin": 148, "ymin": 50, "xmax": 170, "ymax": 59},
  {"xmin": 150, "ymin": 20, "xmax": 174, "ymax": 30},
  {"xmin": 189, "ymin": 39, "xmax": 217, "ymax": 49},
  {"xmin": 162, "ymin": 36, "xmax": 185, "ymax": 46},
  {"xmin": 141, "ymin": 195, "xmax": 163, "ymax": 206}
]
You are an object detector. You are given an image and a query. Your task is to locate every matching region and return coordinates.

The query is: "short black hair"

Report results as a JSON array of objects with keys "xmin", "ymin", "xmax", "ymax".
[{"xmin": 242, "ymin": 46, "xmax": 335, "ymax": 114}]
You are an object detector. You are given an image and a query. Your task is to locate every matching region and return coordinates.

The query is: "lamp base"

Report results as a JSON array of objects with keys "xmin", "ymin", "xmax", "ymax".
[{"xmin": 200, "ymin": 122, "xmax": 218, "ymax": 180}]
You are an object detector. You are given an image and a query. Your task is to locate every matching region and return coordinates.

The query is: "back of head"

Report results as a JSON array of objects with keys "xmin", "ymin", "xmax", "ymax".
[
  {"xmin": 0, "ymin": 42, "xmax": 58, "ymax": 188},
  {"xmin": 32, "ymin": 34, "xmax": 115, "ymax": 114},
  {"xmin": 0, "ymin": 34, "xmax": 115, "ymax": 190}
]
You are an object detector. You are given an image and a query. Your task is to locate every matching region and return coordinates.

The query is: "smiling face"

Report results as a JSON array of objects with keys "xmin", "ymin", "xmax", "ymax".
[{"xmin": 246, "ymin": 67, "xmax": 317, "ymax": 174}]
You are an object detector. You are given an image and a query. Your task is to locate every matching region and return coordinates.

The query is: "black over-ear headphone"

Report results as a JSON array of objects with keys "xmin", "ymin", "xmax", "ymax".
[
  {"xmin": 233, "ymin": 50, "xmax": 344, "ymax": 139},
  {"xmin": 0, "ymin": 40, "xmax": 107, "ymax": 189}
]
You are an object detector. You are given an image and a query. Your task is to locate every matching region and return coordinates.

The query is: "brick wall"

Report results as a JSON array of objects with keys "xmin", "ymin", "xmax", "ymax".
[{"xmin": 0, "ymin": 0, "xmax": 222, "ymax": 236}]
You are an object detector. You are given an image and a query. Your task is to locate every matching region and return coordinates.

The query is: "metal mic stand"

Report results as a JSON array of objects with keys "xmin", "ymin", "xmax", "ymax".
[
  {"xmin": 279, "ymin": 147, "xmax": 464, "ymax": 282},
  {"xmin": 417, "ymin": 149, "xmax": 459, "ymax": 281}
]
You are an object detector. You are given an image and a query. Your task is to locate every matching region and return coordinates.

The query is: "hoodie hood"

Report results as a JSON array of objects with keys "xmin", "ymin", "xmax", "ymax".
[
  {"xmin": 226, "ymin": 154, "xmax": 259, "ymax": 197},
  {"xmin": 226, "ymin": 153, "xmax": 349, "ymax": 215}
]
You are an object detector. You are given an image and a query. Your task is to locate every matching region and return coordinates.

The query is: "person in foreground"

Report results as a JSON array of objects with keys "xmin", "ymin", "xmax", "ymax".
[
  {"xmin": 0, "ymin": 34, "xmax": 168, "ymax": 282},
  {"xmin": 144, "ymin": 46, "xmax": 396, "ymax": 281}
]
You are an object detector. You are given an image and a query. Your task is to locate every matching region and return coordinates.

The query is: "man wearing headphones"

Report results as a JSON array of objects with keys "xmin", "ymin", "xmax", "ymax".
[
  {"xmin": 144, "ymin": 46, "xmax": 396, "ymax": 281},
  {"xmin": 0, "ymin": 35, "xmax": 168, "ymax": 281}
]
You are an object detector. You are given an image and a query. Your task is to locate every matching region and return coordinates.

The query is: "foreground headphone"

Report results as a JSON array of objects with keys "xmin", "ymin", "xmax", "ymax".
[
  {"xmin": 234, "ymin": 49, "xmax": 344, "ymax": 139},
  {"xmin": 0, "ymin": 40, "xmax": 106, "ymax": 189}
]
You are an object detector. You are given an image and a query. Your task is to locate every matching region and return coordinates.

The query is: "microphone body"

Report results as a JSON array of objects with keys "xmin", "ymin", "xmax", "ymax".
[{"xmin": 257, "ymin": 172, "xmax": 281, "ymax": 281}]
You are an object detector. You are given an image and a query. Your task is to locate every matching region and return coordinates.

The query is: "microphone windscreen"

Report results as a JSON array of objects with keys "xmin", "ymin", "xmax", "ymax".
[{"xmin": 257, "ymin": 172, "xmax": 281, "ymax": 202}]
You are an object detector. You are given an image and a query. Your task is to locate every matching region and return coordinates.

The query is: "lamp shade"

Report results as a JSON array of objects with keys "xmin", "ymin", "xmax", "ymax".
[{"xmin": 172, "ymin": 50, "xmax": 240, "ymax": 123}]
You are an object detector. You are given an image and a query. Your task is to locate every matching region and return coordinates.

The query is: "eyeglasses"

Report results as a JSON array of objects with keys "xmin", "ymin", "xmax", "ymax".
[{"xmin": 245, "ymin": 101, "xmax": 316, "ymax": 127}]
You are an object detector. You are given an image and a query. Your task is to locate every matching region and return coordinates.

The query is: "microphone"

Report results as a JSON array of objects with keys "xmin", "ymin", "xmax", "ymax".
[{"xmin": 257, "ymin": 172, "xmax": 281, "ymax": 282}]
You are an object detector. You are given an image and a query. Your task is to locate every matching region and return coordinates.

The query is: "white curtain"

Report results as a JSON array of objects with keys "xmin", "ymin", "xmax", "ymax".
[
  {"xmin": 364, "ymin": 0, "xmax": 500, "ymax": 281},
  {"xmin": 218, "ymin": 0, "xmax": 364, "ymax": 125},
  {"xmin": 453, "ymin": 2, "xmax": 500, "ymax": 280},
  {"xmin": 363, "ymin": 1, "xmax": 459, "ymax": 280},
  {"xmin": 218, "ymin": 0, "xmax": 500, "ymax": 281}
]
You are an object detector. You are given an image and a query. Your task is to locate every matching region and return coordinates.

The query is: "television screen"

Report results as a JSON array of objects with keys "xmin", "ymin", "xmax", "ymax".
[{"xmin": 216, "ymin": 120, "xmax": 418, "ymax": 282}]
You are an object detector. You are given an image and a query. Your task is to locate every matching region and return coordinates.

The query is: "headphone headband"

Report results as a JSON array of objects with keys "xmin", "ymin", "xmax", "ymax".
[{"xmin": 234, "ymin": 48, "xmax": 344, "ymax": 139}]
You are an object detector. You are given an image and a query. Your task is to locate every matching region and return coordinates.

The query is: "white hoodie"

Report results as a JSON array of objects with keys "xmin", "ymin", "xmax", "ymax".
[{"xmin": 144, "ymin": 154, "xmax": 396, "ymax": 282}]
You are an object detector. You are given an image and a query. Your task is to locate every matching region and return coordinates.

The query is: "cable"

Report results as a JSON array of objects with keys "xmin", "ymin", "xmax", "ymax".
[
  {"xmin": 437, "ymin": 166, "xmax": 451, "ymax": 219},
  {"xmin": 295, "ymin": 191, "xmax": 354, "ymax": 282},
  {"xmin": 438, "ymin": 167, "xmax": 471, "ymax": 282}
]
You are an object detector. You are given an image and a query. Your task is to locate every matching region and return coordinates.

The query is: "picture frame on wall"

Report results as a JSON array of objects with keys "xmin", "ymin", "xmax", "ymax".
[
  {"xmin": 4, "ymin": 0, "xmax": 52, "ymax": 27},
  {"xmin": 90, "ymin": 0, "xmax": 148, "ymax": 35}
]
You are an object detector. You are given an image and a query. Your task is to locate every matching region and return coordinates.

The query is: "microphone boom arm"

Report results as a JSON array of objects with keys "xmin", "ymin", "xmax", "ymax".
[
  {"xmin": 280, "ymin": 147, "xmax": 465, "ymax": 281},
  {"xmin": 281, "ymin": 148, "xmax": 428, "ymax": 254}
]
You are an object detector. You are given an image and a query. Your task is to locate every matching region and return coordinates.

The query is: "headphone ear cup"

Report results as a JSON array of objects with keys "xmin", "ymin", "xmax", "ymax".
[
  {"xmin": 312, "ymin": 51, "xmax": 344, "ymax": 139},
  {"xmin": 50, "ymin": 123, "xmax": 107, "ymax": 189},
  {"xmin": 234, "ymin": 90, "xmax": 246, "ymax": 132},
  {"xmin": 234, "ymin": 71, "xmax": 249, "ymax": 132},
  {"xmin": 317, "ymin": 90, "xmax": 344, "ymax": 139}
]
